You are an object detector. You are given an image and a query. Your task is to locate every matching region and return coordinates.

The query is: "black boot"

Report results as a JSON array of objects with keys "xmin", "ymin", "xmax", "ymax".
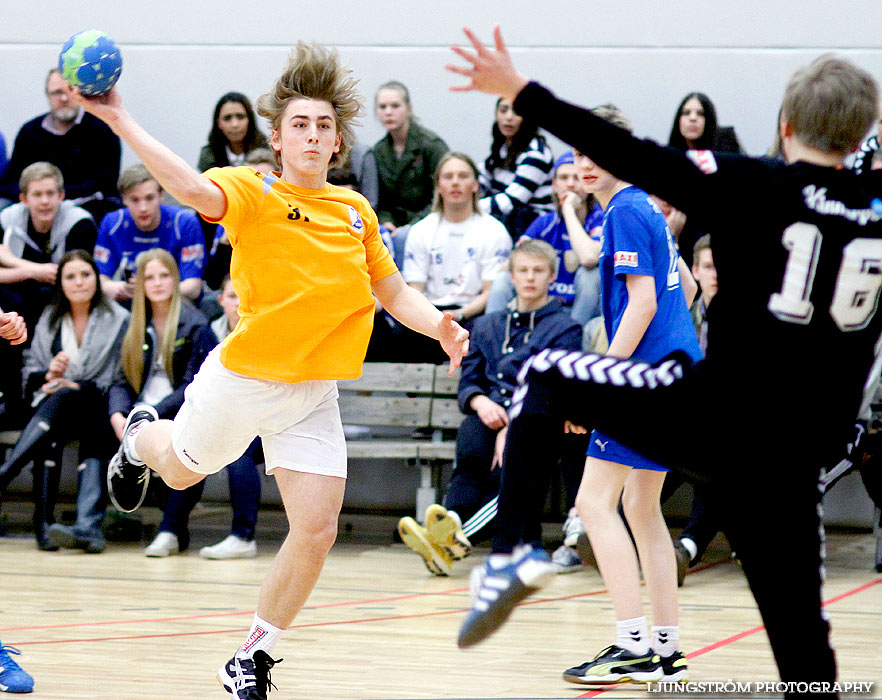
[
  {"xmin": 33, "ymin": 449, "xmax": 61, "ymax": 551},
  {"xmin": 0, "ymin": 418, "xmax": 53, "ymax": 492}
]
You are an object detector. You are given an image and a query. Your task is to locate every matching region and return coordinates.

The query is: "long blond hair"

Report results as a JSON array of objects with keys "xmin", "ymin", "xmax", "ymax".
[{"xmin": 120, "ymin": 248, "xmax": 182, "ymax": 391}]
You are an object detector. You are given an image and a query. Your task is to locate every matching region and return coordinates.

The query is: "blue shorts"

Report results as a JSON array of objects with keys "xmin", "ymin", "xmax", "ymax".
[{"xmin": 586, "ymin": 429, "xmax": 669, "ymax": 472}]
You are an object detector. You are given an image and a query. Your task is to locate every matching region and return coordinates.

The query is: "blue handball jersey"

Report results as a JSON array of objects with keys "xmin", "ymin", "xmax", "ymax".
[
  {"xmin": 599, "ymin": 186, "xmax": 701, "ymax": 364},
  {"xmin": 94, "ymin": 204, "xmax": 205, "ymax": 281}
]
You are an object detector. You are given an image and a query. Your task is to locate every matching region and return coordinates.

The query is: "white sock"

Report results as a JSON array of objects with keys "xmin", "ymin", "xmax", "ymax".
[
  {"xmin": 236, "ymin": 614, "xmax": 283, "ymax": 659},
  {"xmin": 679, "ymin": 537, "xmax": 698, "ymax": 563},
  {"xmin": 125, "ymin": 420, "xmax": 147, "ymax": 464},
  {"xmin": 616, "ymin": 616, "xmax": 650, "ymax": 655},
  {"xmin": 651, "ymin": 625, "xmax": 680, "ymax": 657}
]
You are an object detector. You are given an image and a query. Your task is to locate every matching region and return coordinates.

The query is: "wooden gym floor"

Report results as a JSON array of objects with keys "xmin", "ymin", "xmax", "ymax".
[{"xmin": 0, "ymin": 503, "xmax": 880, "ymax": 699}]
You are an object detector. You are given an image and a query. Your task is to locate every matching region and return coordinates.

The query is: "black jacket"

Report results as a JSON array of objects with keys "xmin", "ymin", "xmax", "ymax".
[{"xmin": 108, "ymin": 301, "xmax": 206, "ymax": 419}]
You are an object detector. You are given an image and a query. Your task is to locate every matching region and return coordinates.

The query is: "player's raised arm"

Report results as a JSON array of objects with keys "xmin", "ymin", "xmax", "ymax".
[
  {"xmin": 66, "ymin": 86, "xmax": 226, "ymax": 221},
  {"xmin": 446, "ymin": 27, "xmax": 744, "ymax": 221}
]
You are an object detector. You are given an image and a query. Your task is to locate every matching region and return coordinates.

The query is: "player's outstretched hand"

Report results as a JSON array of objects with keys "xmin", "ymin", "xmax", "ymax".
[
  {"xmin": 65, "ymin": 84, "xmax": 125, "ymax": 127},
  {"xmin": 0, "ymin": 311, "xmax": 27, "ymax": 345},
  {"xmin": 446, "ymin": 26, "xmax": 530, "ymax": 102},
  {"xmin": 439, "ymin": 311, "xmax": 470, "ymax": 376}
]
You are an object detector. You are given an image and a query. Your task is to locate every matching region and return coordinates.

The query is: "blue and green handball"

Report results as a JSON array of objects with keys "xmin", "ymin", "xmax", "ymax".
[{"xmin": 58, "ymin": 30, "xmax": 122, "ymax": 96}]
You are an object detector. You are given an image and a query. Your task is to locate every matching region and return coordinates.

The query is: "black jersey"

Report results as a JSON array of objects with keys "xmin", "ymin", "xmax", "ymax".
[{"xmin": 513, "ymin": 82, "xmax": 882, "ymax": 447}]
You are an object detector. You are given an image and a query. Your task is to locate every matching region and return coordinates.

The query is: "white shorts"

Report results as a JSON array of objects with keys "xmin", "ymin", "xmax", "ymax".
[{"xmin": 171, "ymin": 347, "xmax": 347, "ymax": 478}]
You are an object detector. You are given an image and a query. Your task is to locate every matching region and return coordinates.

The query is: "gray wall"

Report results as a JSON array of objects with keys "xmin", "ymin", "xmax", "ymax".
[{"xmin": 3, "ymin": 1, "xmax": 882, "ymax": 173}]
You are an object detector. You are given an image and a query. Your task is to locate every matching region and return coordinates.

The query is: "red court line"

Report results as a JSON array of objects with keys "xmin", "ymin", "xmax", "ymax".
[
  {"xmin": 4, "ymin": 561, "xmax": 735, "ymax": 645},
  {"xmin": 572, "ymin": 577, "xmax": 882, "ymax": 698},
  {"xmin": 0, "ymin": 587, "xmax": 471, "ymax": 633}
]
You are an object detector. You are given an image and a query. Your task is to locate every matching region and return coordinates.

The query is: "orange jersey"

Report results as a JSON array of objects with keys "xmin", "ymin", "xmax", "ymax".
[{"xmin": 202, "ymin": 166, "xmax": 398, "ymax": 383}]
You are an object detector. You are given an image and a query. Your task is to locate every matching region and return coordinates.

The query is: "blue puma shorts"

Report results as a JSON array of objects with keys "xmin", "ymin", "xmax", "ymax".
[{"xmin": 586, "ymin": 429, "xmax": 669, "ymax": 472}]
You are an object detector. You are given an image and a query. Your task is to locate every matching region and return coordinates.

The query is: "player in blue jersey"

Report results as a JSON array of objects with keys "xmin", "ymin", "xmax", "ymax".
[
  {"xmin": 94, "ymin": 164, "xmax": 204, "ymax": 303},
  {"xmin": 562, "ymin": 105, "xmax": 699, "ymax": 684}
]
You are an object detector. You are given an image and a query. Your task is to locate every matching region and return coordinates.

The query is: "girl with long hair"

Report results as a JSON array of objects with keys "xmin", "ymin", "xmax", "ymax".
[
  {"xmin": 197, "ymin": 92, "xmax": 268, "ymax": 172},
  {"xmin": 480, "ymin": 97, "xmax": 554, "ymax": 239},
  {"xmin": 108, "ymin": 248, "xmax": 207, "ymax": 556}
]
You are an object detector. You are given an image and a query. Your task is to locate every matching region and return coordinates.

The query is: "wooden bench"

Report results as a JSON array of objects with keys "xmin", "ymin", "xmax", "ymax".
[{"xmin": 338, "ymin": 362, "xmax": 463, "ymax": 519}]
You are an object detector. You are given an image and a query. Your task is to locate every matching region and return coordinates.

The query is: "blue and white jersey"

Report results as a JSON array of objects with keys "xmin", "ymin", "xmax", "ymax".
[
  {"xmin": 599, "ymin": 186, "xmax": 701, "ymax": 364},
  {"xmin": 94, "ymin": 204, "xmax": 205, "ymax": 281},
  {"xmin": 522, "ymin": 203, "xmax": 603, "ymax": 304},
  {"xmin": 403, "ymin": 212, "xmax": 512, "ymax": 306}
]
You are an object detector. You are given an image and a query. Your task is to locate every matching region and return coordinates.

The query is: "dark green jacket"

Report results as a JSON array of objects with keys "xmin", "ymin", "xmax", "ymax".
[{"xmin": 373, "ymin": 121, "xmax": 448, "ymax": 227}]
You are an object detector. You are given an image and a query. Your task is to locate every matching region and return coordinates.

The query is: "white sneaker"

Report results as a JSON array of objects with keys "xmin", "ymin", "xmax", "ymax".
[
  {"xmin": 551, "ymin": 544, "xmax": 582, "ymax": 573},
  {"xmin": 199, "ymin": 534, "xmax": 257, "ymax": 560},
  {"xmin": 144, "ymin": 531, "xmax": 180, "ymax": 557},
  {"xmin": 563, "ymin": 507, "xmax": 585, "ymax": 547}
]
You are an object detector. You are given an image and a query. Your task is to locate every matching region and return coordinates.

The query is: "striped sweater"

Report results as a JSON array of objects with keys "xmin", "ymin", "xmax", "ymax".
[{"xmin": 480, "ymin": 135, "xmax": 554, "ymax": 217}]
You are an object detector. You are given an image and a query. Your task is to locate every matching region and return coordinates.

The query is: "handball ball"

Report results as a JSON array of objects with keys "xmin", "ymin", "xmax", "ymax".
[{"xmin": 58, "ymin": 30, "xmax": 122, "ymax": 96}]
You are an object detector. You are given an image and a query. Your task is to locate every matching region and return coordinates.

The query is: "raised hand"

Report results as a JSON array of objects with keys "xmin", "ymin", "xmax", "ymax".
[
  {"xmin": 64, "ymin": 83, "xmax": 126, "ymax": 128},
  {"xmin": 446, "ymin": 26, "xmax": 529, "ymax": 101}
]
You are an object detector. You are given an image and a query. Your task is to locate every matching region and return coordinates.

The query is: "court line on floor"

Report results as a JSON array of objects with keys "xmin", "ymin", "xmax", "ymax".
[
  {"xmin": 571, "ymin": 577, "xmax": 882, "ymax": 698},
  {"xmin": 0, "ymin": 558, "xmax": 731, "ymax": 636}
]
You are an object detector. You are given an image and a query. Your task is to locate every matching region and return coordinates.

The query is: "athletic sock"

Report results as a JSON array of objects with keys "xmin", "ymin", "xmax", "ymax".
[
  {"xmin": 616, "ymin": 616, "xmax": 650, "ymax": 655},
  {"xmin": 651, "ymin": 625, "xmax": 680, "ymax": 657},
  {"xmin": 236, "ymin": 614, "xmax": 283, "ymax": 659},
  {"xmin": 679, "ymin": 537, "xmax": 698, "ymax": 563}
]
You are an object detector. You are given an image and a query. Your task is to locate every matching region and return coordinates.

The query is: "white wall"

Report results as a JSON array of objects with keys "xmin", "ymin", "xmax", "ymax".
[{"xmin": 3, "ymin": 1, "xmax": 882, "ymax": 175}]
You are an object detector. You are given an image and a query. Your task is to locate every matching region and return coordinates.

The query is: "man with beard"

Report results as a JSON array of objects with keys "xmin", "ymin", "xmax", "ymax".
[{"xmin": 0, "ymin": 69, "xmax": 121, "ymax": 220}]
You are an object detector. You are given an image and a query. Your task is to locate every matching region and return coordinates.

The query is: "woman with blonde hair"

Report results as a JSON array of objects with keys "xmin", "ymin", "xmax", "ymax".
[{"xmin": 108, "ymin": 248, "xmax": 207, "ymax": 556}]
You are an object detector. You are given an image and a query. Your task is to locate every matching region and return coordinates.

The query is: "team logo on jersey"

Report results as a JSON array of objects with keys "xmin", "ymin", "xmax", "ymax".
[
  {"xmin": 686, "ymin": 149, "xmax": 718, "ymax": 174},
  {"xmin": 94, "ymin": 246, "xmax": 110, "ymax": 264},
  {"xmin": 348, "ymin": 206, "xmax": 364, "ymax": 232},
  {"xmin": 181, "ymin": 244, "xmax": 204, "ymax": 263},
  {"xmin": 614, "ymin": 251, "xmax": 639, "ymax": 267}
]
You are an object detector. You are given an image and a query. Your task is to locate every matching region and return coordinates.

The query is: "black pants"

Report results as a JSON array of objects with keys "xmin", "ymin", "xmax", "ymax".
[{"xmin": 498, "ymin": 348, "xmax": 837, "ymax": 697}]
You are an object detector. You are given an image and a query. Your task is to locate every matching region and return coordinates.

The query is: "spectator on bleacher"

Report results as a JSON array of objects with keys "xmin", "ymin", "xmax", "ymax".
[
  {"xmin": 479, "ymin": 97, "xmax": 554, "ymax": 240},
  {"xmin": 95, "ymin": 164, "xmax": 205, "ymax": 304},
  {"xmin": 106, "ymin": 249, "xmax": 206, "ymax": 557},
  {"xmin": 666, "ymin": 92, "xmax": 742, "ymax": 267},
  {"xmin": 196, "ymin": 93, "xmax": 269, "ymax": 252},
  {"xmin": 197, "ymin": 92, "xmax": 267, "ymax": 172},
  {"xmin": 486, "ymin": 151, "xmax": 604, "ymax": 324},
  {"xmin": 399, "ymin": 152, "xmax": 512, "ymax": 362},
  {"xmin": 0, "ymin": 69, "xmax": 121, "ymax": 220},
  {"xmin": 373, "ymin": 80, "xmax": 449, "ymax": 232},
  {"xmin": 0, "ymin": 162, "xmax": 97, "ymax": 329},
  {"xmin": 398, "ymin": 239, "xmax": 588, "ymax": 575},
  {"xmin": 0, "ymin": 250, "xmax": 128, "ymax": 552},
  {"xmin": 135, "ymin": 274, "xmax": 264, "ymax": 560}
]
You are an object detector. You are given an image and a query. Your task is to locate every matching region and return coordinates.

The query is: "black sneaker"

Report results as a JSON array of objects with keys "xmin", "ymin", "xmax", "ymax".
[
  {"xmin": 217, "ymin": 650, "xmax": 282, "ymax": 699},
  {"xmin": 659, "ymin": 650, "xmax": 688, "ymax": 682},
  {"xmin": 563, "ymin": 644, "xmax": 663, "ymax": 685},
  {"xmin": 107, "ymin": 404, "xmax": 157, "ymax": 513}
]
